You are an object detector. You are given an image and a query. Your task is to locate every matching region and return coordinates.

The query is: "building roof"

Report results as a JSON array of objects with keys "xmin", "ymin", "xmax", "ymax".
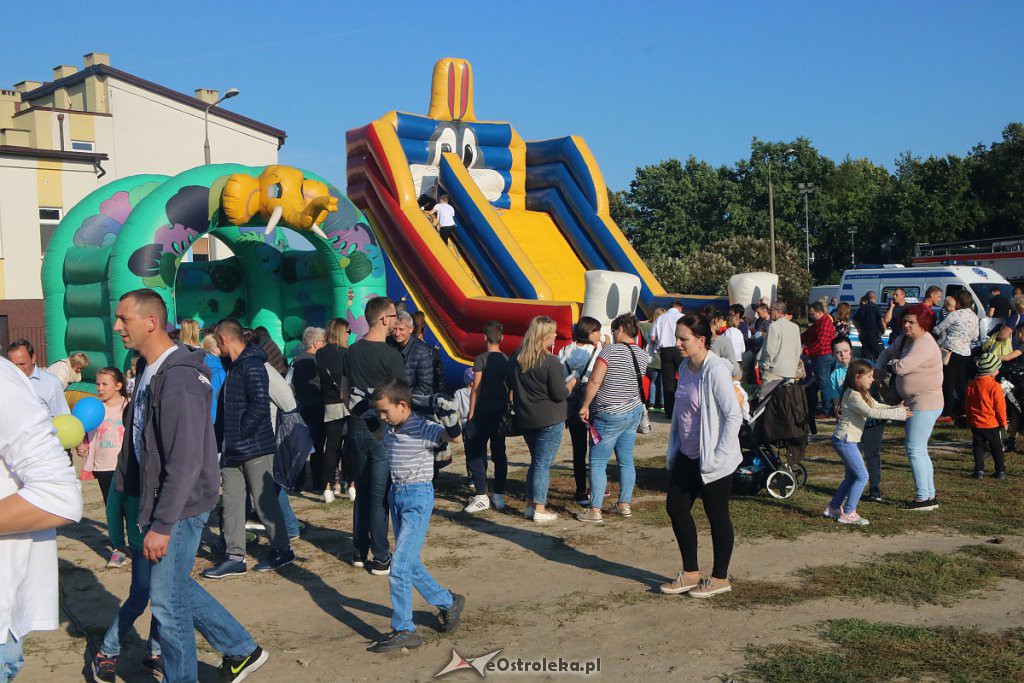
[
  {"xmin": 0, "ymin": 144, "xmax": 109, "ymax": 163},
  {"xmin": 21, "ymin": 64, "xmax": 287, "ymax": 147}
]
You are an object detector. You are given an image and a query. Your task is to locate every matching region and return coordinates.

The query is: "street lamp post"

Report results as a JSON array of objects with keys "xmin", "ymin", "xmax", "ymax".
[
  {"xmin": 203, "ymin": 88, "xmax": 239, "ymax": 165},
  {"xmin": 848, "ymin": 225, "xmax": 858, "ymax": 266},
  {"xmin": 798, "ymin": 182, "xmax": 815, "ymax": 270},
  {"xmin": 767, "ymin": 148, "xmax": 796, "ymax": 274}
]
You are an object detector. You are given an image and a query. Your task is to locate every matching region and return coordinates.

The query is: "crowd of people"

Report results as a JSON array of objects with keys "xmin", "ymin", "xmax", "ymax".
[{"xmin": 0, "ymin": 280, "xmax": 1017, "ymax": 682}]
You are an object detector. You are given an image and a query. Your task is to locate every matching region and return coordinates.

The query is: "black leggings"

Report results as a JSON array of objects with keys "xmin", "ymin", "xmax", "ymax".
[
  {"xmin": 942, "ymin": 352, "xmax": 971, "ymax": 418},
  {"xmin": 666, "ymin": 454, "xmax": 735, "ymax": 579},
  {"xmin": 972, "ymin": 427, "xmax": 1006, "ymax": 473},
  {"xmin": 465, "ymin": 411, "xmax": 507, "ymax": 495},
  {"xmin": 95, "ymin": 470, "xmax": 114, "ymax": 505},
  {"xmin": 322, "ymin": 418, "xmax": 347, "ymax": 488},
  {"xmin": 566, "ymin": 417, "xmax": 589, "ymax": 496}
]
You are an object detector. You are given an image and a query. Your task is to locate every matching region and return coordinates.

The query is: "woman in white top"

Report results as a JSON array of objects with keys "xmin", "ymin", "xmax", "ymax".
[
  {"xmin": 932, "ymin": 289, "xmax": 978, "ymax": 420},
  {"xmin": 660, "ymin": 314, "xmax": 742, "ymax": 599},
  {"xmin": 558, "ymin": 316, "xmax": 603, "ymax": 505},
  {"xmin": 47, "ymin": 352, "xmax": 89, "ymax": 390}
]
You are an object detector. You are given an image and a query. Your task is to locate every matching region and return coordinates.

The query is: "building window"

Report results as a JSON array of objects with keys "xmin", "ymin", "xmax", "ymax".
[
  {"xmin": 39, "ymin": 207, "xmax": 62, "ymax": 255},
  {"xmin": 70, "ymin": 140, "xmax": 95, "ymax": 152}
]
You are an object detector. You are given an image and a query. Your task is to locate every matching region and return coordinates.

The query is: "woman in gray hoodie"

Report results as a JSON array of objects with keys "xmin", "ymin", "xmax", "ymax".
[{"xmin": 660, "ymin": 314, "xmax": 742, "ymax": 599}]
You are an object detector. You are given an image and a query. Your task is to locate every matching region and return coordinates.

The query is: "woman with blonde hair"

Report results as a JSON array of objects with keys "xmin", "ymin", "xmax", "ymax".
[
  {"xmin": 178, "ymin": 318, "xmax": 200, "ymax": 347},
  {"xmin": 47, "ymin": 351, "xmax": 90, "ymax": 389},
  {"xmin": 508, "ymin": 316, "xmax": 573, "ymax": 523}
]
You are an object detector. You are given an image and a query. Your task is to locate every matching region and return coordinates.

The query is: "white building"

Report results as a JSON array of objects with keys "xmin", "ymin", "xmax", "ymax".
[{"xmin": 0, "ymin": 52, "xmax": 285, "ymax": 361}]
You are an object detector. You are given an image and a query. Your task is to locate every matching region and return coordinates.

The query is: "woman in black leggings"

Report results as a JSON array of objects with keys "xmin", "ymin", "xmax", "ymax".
[
  {"xmin": 558, "ymin": 317, "xmax": 603, "ymax": 505},
  {"xmin": 660, "ymin": 314, "xmax": 743, "ymax": 598},
  {"xmin": 317, "ymin": 318, "xmax": 353, "ymax": 500}
]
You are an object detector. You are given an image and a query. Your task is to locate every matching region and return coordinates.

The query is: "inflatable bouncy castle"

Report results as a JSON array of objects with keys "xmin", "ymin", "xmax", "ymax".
[{"xmin": 41, "ymin": 165, "xmax": 386, "ymax": 392}]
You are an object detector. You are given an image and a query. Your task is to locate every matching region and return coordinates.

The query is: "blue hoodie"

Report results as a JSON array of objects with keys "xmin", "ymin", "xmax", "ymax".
[{"xmin": 204, "ymin": 353, "xmax": 226, "ymax": 422}]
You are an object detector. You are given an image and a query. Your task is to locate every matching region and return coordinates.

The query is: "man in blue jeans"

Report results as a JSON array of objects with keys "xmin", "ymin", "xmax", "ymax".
[
  {"xmin": 342, "ymin": 296, "xmax": 405, "ymax": 576},
  {"xmin": 108, "ymin": 289, "xmax": 267, "ymax": 683}
]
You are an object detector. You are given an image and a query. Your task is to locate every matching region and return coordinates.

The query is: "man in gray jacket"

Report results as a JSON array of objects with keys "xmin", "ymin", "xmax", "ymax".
[
  {"xmin": 112, "ymin": 289, "xmax": 267, "ymax": 683},
  {"xmin": 758, "ymin": 302, "xmax": 802, "ymax": 387}
]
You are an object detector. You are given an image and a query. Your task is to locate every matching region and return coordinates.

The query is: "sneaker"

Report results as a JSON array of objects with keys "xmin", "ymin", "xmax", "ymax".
[
  {"xmin": 219, "ymin": 645, "xmax": 268, "ymax": 682},
  {"xmin": 369, "ymin": 556, "xmax": 392, "ymax": 576},
  {"xmin": 323, "ymin": 488, "xmax": 336, "ymax": 504},
  {"xmin": 347, "ymin": 484, "xmax": 357, "ymax": 502},
  {"xmin": 523, "ymin": 507, "xmax": 534, "ymax": 520},
  {"xmin": 202, "ymin": 559, "xmax": 247, "ymax": 579},
  {"xmin": 91, "ymin": 652, "xmax": 117, "ymax": 682},
  {"xmin": 689, "ymin": 576, "xmax": 732, "ymax": 598},
  {"xmin": 838, "ymin": 510, "xmax": 870, "ymax": 526},
  {"xmin": 614, "ymin": 503, "xmax": 633, "ymax": 517},
  {"xmin": 574, "ymin": 507, "xmax": 603, "ymax": 523},
  {"xmin": 532, "ymin": 510, "xmax": 558, "ymax": 523},
  {"xmin": 142, "ymin": 653, "xmax": 162, "ymax": 677},
  {"xmin": 490, "ymin": 493, "xmax": 506, "ymax": 510},
  {"xmin": 863, "ymin": 494, "xmax": 885, "ymax": 504},
  {"xmin": 994, "ymin": 471, "xmax": 1008, "ymax": 480},
  {"xmin": 254, "ymin": 548, "xmax": 295, "ymax": 572},
  {"xmin": 333, "ymin": 482, "xmax": 343, "ymax": 496},
  {"xmin": 439, "ymin": 593, "xmax": 465, "ymax": 633},
  {"xmin": 823, "ymin": 506, "xmax": 841, "ymax": 520},
  {"xmin": 244, "ymin": 521, "xmax": 266, "ymax": 532},
  {"xmin": 1005, "ymin": 438, "xmax": 1017, "ymax": 453},
  {"xmin": 660, "ymin": 571, "xmax": 701, "ymax": 595},
  {"xmin": 903, "ymin": 498, "xmax": 939, "ymax": 511},
  {"xmin": 107, "ymin": 549, "xmax": 129, "ymax": 568},
  {"xmin": 351, "ymin": 553, "xmax": 367, "ymax": 569},
  {"xmin": 575, "ymin": 492, "xmax": 590, "ymax": 506},
  {"xmin": 367, "ymin": 630, "xmax": 422, "ymax": 653},
  {"xmin": 971, "ymin": 470, "xmax": 985, "ymax": 480},
  {"xmin": 463, "ymin": 494, "xmax": 490, "ymax": 514}
]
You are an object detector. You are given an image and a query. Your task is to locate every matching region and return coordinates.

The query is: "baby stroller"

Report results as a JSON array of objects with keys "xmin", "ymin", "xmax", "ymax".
[{"xmin": 734, "ymin": 379, "xmax": 809, "ymax": 499}]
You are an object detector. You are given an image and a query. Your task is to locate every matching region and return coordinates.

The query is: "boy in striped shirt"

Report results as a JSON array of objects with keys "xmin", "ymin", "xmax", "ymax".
[{"xmin": 367, "ymin": 379, "xmax": 465, "ymax": 653}]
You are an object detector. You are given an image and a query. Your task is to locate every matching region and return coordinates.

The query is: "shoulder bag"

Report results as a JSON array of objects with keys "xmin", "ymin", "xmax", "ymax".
[{"xmin": 623, "ymin": 343, "xmax": 652, "ymax": 434}]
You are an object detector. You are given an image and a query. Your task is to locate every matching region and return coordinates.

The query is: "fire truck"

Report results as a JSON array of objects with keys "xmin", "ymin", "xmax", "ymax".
[{"xmin": 913, "ymin": 236, "xmax": 1024, "ymax": 286}]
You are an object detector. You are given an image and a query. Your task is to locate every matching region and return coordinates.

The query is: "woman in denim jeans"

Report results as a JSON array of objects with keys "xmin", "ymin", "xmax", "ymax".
[
  {"xmin": 874, "ymin": 304, "xmax": 943, "ymax": 511},
  {"xmin": 575, "ymin": 314, "xmax": 649, "ymax": 523},
  {"xmin": 508, "ymin": 316, "xmax": 572, "ymax": 523}
]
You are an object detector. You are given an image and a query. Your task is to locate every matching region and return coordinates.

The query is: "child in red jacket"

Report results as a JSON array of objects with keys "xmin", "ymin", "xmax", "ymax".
[{"xmin": 965, "ymin": 352, "xmax": 1008, "ymax": 479}]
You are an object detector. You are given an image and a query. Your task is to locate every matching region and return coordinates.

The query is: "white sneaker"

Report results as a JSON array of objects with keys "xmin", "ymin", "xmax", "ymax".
[
  {"xmin": 244, "ymin": 521, "xmax": 266, "ymax": 532},
  {"xmin": 463, "ymin": 495, "xmax": 490, "ymax": 513},
  {"xmin": 347, "ymin": 484, "xmax": 357, "ymax": 502},
  {"xmin": 323, "ymin": 489, "xmax": 335, "ymax": 504},
  {"xmin": 491, "ymin": 493, "xmax": 506, "ymax": 510},
  {"xmin": 532, "ymin": 510, "xmax": 558, "ymax": 523},
  {"xmin": 333, "ymin": 483, "xmax": 343, "ymax": 496}
]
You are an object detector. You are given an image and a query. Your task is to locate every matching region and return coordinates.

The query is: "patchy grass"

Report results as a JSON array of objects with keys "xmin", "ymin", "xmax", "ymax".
[
  {"xmin": 715, "ymin": 544, "xmax": 1023, "ymax": 610},
  {"xmin": 743, "ymin": 618, "xmax": 1024, "ymax": 682}
]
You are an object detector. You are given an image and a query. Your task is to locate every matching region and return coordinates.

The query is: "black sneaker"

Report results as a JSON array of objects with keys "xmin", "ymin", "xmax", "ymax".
[
  {"xmin": 439, "ymin": 593, "xmax": 465, "ymax": 633},
  {"xmin": 92, "ymin": 653, "xmax": 117, "ymax": 682},
  {"xmin": 903, "ymin": 498, "xmax": 939, "ymax": 511},
  {"xmin": 254, "ymin": 548, "xmax": 295, "ymax": 572},
  {"xmin": 142, "ymin": 653, "xmax": 162, "ymax": 678},
  {"xmin": 351, "ymin": 552, "xmax": 367, "ymax": 568},
  {"xmin": 219, "ymin": 645, "xmax": 268, "ymax": 682},
  {"xmin": 994, "ymin": 471, "xmax": 1008, "ymax": 480},
  {"xmin": 971, "ymin": 470, "xmax": 986, "ymax": 479},
  {"xmin": 863, "ymin": 494, "xmax": 885, "ymax": 504},
  {"xmin": 369, "ymin": 556, "xmax": 391, "ymax": 576},
  {"xmin": 202, "ymin": 559, "xmax": 247, "ymax": 579},
  {"xmin": 367, "ymin": 630, "xmax": 422, "ymax": 653}
]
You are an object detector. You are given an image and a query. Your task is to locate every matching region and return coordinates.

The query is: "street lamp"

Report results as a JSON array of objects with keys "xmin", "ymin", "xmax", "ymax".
[
  {"xmin": 798, "ymin": 182, "xmax": 815, "ymax": 270},
  {"xmin": 767, "ymin": 148, "xmax": 796, "ymax": 274},
  {"xmin": 848, "ymin": 225, "xmax": 858, "ymax": 266},
  {"xmin": 203, "ymin": 87, "xmax": 239, "ymax": 165}
]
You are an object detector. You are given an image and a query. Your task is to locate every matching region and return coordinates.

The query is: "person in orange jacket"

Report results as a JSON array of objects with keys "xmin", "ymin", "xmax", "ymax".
[{"xmin": 965, "ymin": 352, "xmax": 1008, "ymax": 479}]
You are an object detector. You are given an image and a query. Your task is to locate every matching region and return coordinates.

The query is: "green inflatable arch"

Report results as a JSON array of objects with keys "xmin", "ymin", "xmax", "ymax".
[{"xmin": 42, "ymin": 164, "xmax": 388, "ymax": 393}]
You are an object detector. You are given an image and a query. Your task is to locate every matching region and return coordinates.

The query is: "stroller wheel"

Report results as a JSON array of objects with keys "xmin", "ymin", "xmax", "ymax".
[
  {"xmin": 792, "ymin": 463, "xmax": 808, "ymax": 489},
  {"xmin": 766, "ymin": 470, "xmax": 798, "ymax": 499}
]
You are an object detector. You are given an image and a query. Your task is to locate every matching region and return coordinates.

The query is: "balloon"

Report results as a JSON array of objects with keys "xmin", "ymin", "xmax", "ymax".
[
  {"xmin": 53, "ymin": 415, "xmax": 85, "ymax": 450},
  {"xmin": 72, "ymin": 396, "xmax": 105, "ymax": 433}
]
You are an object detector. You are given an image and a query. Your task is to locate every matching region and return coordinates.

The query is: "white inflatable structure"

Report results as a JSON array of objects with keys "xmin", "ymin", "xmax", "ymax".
[
  {"xmin": 728, "ymin": 272, "xmax": 778, "ymax": 314},
  {"xmin": 581, "ymin": 270, "xmax": 642, "ymax": 335}
]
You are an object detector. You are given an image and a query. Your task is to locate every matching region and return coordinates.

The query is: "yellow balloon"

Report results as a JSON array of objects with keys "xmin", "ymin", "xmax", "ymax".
[{"xmin": 53, "ymin": 415, "xmax": 85, "ymax": 450}]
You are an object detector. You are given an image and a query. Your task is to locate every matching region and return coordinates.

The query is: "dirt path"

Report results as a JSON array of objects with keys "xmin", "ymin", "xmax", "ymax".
[{"xmin": 18, "ymin": 419, "xmax": 1024, "ymax": 682}]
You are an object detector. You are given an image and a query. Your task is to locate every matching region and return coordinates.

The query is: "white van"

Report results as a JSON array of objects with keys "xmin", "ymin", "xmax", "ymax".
[{"xmin": 839, "ymin": 264, "xmax": 1013, "ymax": 341}]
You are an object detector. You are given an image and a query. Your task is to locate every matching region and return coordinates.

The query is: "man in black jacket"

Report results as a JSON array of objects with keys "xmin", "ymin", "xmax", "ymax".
[
  {"xmin": 112, "ymin": 290, "xmax": 267, "ymax": 683},
  {"xmin": 853, "ymin": 291, "xmax": 885, "ymax": 362},
  {"xmin": 204, "ymin": 318, "xmax": 294, "ymax": 580},
  {"xmin": 389, "ymin": 311, "xmax": 438, "ymax": 414}
]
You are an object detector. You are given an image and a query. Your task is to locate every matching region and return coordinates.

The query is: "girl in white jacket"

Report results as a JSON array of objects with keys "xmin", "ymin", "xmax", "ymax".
[{"xmin": 660, "ymin": 314, "xmax": 742, "ymax": 598}]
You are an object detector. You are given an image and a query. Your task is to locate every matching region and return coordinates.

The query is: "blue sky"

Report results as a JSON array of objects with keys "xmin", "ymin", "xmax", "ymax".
[{"xmin": 4, "ymin": 1, "xmax": 1022, "ymax": 191}]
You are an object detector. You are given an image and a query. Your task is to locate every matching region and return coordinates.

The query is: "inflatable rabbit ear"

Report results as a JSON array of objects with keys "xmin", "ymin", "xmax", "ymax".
[{"xmin": 221, "ymin": 173, "xmax": 260, "ymax": 224}]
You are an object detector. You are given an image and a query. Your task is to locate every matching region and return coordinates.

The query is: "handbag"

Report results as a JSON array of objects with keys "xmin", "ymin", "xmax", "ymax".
[
  {"xmin": 624, "ymin": 343, "xmax": 653, "ymax": 434},
  {"xmin": 498, "ymin": 400, "xmax": 521, "ymax": 437}
]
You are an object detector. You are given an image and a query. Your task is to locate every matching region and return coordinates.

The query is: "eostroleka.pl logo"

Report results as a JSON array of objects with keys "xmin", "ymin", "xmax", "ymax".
[{"xmin": 435, "ymin": 650, "xmax": 601, "ymax": 678}]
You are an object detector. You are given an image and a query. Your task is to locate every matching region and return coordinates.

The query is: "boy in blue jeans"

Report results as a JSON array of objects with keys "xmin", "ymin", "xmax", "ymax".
[{"xmin": 368, "ymin": 379, "xmax": 466, "ymax": 653}]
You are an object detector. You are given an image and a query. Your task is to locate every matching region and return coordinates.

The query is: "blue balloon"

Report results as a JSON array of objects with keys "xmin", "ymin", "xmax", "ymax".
[{"xmin": 72, "ymin": 396, "xmax": 105, "ymax": 433}]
